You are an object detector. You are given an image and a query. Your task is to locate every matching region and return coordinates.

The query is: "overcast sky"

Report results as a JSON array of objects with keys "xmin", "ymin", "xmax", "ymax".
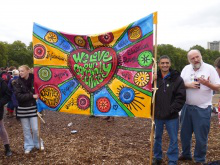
[{"xmin": 0, "ymin": 0, "xmax": 220, "ymax": 50}]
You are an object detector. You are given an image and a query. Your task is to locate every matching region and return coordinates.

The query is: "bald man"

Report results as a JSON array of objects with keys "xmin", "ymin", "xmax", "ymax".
[{"xmin": 179, "ymin": 49, "xmax": 220, "ymax": 164}]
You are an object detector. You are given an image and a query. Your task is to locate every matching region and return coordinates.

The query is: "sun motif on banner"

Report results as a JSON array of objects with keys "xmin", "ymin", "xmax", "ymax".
[
  {"xmin": 44, "ymin": 32, "xmax": 58, "ymax": 43},
  {"xmin": 33, "ymin": 13, "xmax": 154, "ymax": 118}
]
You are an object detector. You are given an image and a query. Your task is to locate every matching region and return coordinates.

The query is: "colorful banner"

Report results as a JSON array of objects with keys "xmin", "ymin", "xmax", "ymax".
[{"xmin": 33, "ymin": 13, "xmax": 153, "ymax": 118}]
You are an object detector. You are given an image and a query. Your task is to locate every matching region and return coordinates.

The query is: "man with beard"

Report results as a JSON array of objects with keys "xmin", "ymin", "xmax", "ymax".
[{"xmin": 179, "ymin": 49, "xmax": 220, "ymax": 164}]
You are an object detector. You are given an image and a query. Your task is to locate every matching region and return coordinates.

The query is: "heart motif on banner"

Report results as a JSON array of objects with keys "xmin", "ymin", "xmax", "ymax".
[{"xmin": 68, "ymin": 47, "xmax": 117, "ymax": 92}]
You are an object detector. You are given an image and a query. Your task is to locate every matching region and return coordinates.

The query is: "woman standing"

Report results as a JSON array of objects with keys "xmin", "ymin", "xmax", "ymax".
[
  {"xmin": 0, "ymin": 77, "xmax": 12, "ymax": 156},
  {"xmin": 13, "ymin": 65, "xmax": 44, "ymax": 154}
]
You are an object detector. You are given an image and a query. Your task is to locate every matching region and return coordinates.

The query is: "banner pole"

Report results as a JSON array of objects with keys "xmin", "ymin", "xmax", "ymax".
[
  {"xmin": 149, "ymin": 12, "xmax": 158, "ymax": 165},
  {"xmin": 37, "ymin": 112, "xmax": 42, "ymax": 150}
]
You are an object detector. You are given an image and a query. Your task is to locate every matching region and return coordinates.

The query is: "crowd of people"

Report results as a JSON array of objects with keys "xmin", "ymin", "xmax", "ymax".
[{"xmin": 0, "ymin": 49, "xmax": 219, "ymax": 165}]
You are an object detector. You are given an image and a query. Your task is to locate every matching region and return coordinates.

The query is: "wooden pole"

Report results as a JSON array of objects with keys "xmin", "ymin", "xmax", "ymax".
[
  {"xmin": 37, "ymin": 113, "xmax": 42, "ymax": 150},
  {"xmin": 37, "ymin": 111, "xmax": 46, "ymax": 150},
  {"xmin": 149, "ymin": 12, "xmax": 158, "ymax": 165}
]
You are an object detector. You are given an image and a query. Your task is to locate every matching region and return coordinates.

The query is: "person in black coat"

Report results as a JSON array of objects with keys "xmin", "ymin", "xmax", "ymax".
[
  {"xmin": 0, "ymin": 77, "xmax": 12, "ymax": 156},
  {"xmin": 153, "ymin": 55, "xmax": 186, "ymax": 165},
  {"xmin": 8, "ymin": 69, "xmax": 19, "ymax": 118},
  {"xmin": 13, "ymin": 65, "xmax": 44, "ymax": 154}
]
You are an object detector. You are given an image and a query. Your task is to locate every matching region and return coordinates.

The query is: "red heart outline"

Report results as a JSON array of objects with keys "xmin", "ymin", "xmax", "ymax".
[{"xmin": 68, "ymin": 47, "xmax": 117, "ymax": 92}]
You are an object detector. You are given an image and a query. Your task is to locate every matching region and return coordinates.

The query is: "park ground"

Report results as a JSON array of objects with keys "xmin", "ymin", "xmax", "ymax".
[{"xmin": 0, "ymin": 108, "xmax": 220, "ymax": 165}]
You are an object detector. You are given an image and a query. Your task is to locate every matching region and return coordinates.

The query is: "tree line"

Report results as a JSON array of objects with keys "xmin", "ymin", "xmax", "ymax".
[
  {"xmin": 0, "ymin": 40, "xmax": 219, "ymax": 72},
  {"xmin": 0, "ymin": 41, "xmax": 33, "ymax": 68},
  {"xmin": 157, "ymin": 44, "xmax": 220, "ymax": 72}
]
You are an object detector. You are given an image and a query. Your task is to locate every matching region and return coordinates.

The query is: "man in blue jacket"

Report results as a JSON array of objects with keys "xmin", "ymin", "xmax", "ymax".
[{"xmin": 153, "ymin": 55, "xmax": 186, "ymax": 165}]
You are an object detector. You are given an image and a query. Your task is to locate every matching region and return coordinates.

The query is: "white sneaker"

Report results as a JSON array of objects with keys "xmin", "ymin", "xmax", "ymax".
[
  {"xmin": 25, "ymin": 150, "xmax": 31, "ymax": 154},
  {"xmin": 37, "ymin": 146, "xmax": 44, "ymax": 150}
]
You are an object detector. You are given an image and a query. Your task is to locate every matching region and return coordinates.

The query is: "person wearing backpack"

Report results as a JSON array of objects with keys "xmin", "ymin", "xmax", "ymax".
[{"xmin": 0, "ymin": 77, "xmax": 13, "ymax": 156}]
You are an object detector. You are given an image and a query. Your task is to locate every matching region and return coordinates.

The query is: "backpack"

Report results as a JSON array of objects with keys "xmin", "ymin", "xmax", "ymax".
[{"xmin": 0, "ymin": 71, "xmax": 11, "ymax": 84}]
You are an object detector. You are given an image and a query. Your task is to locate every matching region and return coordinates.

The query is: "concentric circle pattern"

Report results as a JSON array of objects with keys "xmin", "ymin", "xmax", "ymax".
[
  {"xmin": 77, "ymin": 95, "xmax": 90, "ymax": 110},
  {"xmin": 74, "ymin": 36, "xmax": 86, "ymax": 47},
  {"xmin": 98, "ymin": 32, "xmax": 114, "ymax": 44},
  {"xmin": 38, "ymin": 67, "xmax": 52, "ymax": 81},
  {"xmin": 119, "ymin": 87, "xmax": 135, "ymax": 104},
  {"xmin": 96, "ymin": 97, "xmax": 111, "ymax": 113},
  {"xmin": 34, "ymin": 44, "xmax": 46, "ymax": 59}
]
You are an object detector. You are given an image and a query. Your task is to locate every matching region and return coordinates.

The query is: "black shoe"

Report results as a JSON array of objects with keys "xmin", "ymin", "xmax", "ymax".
[
  {"xmin": 152, "ymin": 158, "xmax": 162, "ymax": 165},
  {"xmin": 178, "ymin": 155, "xmax": 192, "ymax": 161},
  {"xmin": 4, "ymin": 144, "xmax": 12, "ymax": 157}
]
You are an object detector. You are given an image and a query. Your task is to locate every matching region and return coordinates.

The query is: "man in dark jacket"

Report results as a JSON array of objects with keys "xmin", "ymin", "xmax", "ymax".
[{"xmin": 153, "ymin": 55, "xmax": 186, "ymax": 165}]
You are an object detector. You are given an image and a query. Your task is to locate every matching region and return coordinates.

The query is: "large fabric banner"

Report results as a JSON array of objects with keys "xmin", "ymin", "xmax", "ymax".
[{"xmin": 33, "ymin": 13, "xmax": 153, "ymax": 118}]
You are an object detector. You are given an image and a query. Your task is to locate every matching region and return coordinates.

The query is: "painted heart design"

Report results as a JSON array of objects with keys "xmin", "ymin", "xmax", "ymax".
[{"xmin": 69, "ymin": 47, "xmax": 117, "ymax": 92}]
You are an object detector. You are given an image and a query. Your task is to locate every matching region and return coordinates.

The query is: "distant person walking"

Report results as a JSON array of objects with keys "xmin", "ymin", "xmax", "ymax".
[{"xmin": 13, "ymin": 65, "xmax": 44, "ymax": 154}]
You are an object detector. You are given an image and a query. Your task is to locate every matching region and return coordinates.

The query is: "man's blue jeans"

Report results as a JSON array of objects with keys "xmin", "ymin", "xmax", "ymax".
[
  {"xmin": 180, "ymin": 104, "xmax": 211, "ymax": 163},
  {"xmin": 20, "ymin": 117, "xmax": 43, "ymax": 151},
  {"xmin": 154, "ymin": 118, "xmax": 179, "ymax": 164}
]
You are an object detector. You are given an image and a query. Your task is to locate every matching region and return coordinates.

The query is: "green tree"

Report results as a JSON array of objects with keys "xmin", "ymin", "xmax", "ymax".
[
  {"xmin": 0, "ymin": 42, "xmax": 9, "ymax": 67},
  {"xmin": 1, "ymin": 40, "xmax": 219, "ymax": 72},
  {"xmin": 27, "ymin": 42, "xmax": 33, "ymax": 67},
  {"xmin": 27, "ymin": 42, "xmax": 33, "ymax": 51},
  {"xmin": 7, "ymin": 41, "xmax": 33, "ymax": 68},
  {"xmin": 157, "ymin": 44, "xmax": 187, "ymax": 72}
]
